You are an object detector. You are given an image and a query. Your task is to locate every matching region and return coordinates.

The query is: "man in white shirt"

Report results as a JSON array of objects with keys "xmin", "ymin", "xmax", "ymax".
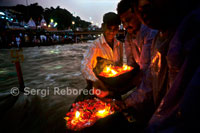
[{"xmin": 81, "ymin": 12, "xmax": 123, "ymax": 98}]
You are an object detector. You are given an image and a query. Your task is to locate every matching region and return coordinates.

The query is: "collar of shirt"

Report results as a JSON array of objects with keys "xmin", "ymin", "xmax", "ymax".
[
  {"xmin": 100, "ymin": 34, "xmax": 120, "ymax": 49},
  {"xmin": 97, "ymin": 34, "xmax": 121, "ymax": 61}
]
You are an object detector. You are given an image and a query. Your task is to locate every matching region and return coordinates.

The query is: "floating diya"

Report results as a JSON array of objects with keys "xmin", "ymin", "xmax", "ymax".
[{"xmin": 65, "ymin": 98, "xmax": 119, "ymax": 131}]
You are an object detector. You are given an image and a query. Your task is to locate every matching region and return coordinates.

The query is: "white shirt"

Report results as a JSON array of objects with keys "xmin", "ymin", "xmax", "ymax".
[{"xmin": 81, "ymin": 34, "xmax": 123, "ymax": 82}]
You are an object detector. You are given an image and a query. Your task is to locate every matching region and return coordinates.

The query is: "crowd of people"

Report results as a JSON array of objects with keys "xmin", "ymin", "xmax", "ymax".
[
  {"xmin": 0, "ymin": 30, "xmax": 76, "ymax": 48},
  {"xmin": 80, "ymin": 0, "xmax": 200, "ymax": 132}
]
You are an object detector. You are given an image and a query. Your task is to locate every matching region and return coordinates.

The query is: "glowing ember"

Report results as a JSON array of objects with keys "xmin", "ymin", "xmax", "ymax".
[
  {"xmin": 99, "ymin": 64, "xmax": 133, "ymax": 77},
  {"xmin": 65, "ymin": 98, "xmax": 119, "ymax": 131},
  {"xmin": 75, "ymin": 111, "xmax": 80, "ymax": 119},
  {"xmin": 96, "ymin": 108, "xmax": 110, "ymax": 118}
]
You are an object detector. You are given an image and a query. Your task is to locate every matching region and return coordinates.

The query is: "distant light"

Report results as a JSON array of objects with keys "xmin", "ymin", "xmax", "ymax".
[
  {"xmin": 93, "ymin": 35, "xmax": 96, "ymax": 38},
  {"xmin": 72, "ymin": 21, "xmax": 75, "ymax": 25},
  {"xmin": 48, "ymin": 24, "xmax": 51, "ymax": 28},
  {"xmin": 50, "ymin": 19, "xmax": 54, "ymax": 23},
  {"xmin": 6, "ymin": 17, "xmax": 8, "ymax": 20},
  {"xmin": 91, "ymin": 21, "xmax": 94, "ymax": 24},
  {"xmin": 44, "ymin": 23, "xmax": 47, "ymax": 26},
  {"xmin": 1, "ymin": 16, "xmax": 5, "ymax": 19},
  {"xmin": 0, "ymin": 12, "xmax": 5, "ymax": 16},
  {"xmin": 98, "ymin": 34, "xmax": 101, "ymax": 37},
  {"xmin": 10, "ymin": 18, "xmax": 13, "ymax": 21},
  {"xmin": 54, "ymin": 22, "xmax": 58, "ymax": 27}
]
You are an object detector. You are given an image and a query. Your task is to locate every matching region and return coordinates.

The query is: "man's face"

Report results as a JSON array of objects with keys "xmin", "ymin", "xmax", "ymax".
[
  {"xmin": 103, "ymin": 24, "xmax": 119, "ymax": 42},
  {"xmin": 134, "ymin": 0, "xmax": 175, "ymax": 30},
  {"xmin": 120, "ymin": 9, "xmax": 141, "ymax": 34}
]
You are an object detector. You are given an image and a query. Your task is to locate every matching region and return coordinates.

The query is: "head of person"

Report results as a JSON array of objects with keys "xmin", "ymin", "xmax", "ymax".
[
  {"xmin": 102, "ymin": 12, "xmax": 121, "ymax": 43},
  {"xmin": 130, "ymin": 0, "xmax": 172, "ymax": 30},
  {"xmin": 132, "ymin": 0, "xmax": 199, "ymax": 30},
  {"xmin": 117, "ymin": 0, "xmax": 141, "ymax": 34}
]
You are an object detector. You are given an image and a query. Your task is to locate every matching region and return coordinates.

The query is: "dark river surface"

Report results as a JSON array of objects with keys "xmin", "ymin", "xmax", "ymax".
[
  {"xmin": 0, "ymin": 43, "xmax": 92, "ymax": 132},
  {"xmin": 0, "ymin": 43, "xmax": 90, "ymax": 91}
]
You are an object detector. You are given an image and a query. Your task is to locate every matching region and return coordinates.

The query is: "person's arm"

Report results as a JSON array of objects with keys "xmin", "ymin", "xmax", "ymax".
[
  {"xmin": 81, "ymin": 43, "xmax": 99, "ymax": 82},
  {"xmin": 124, "ymin": 67, "xmax": 153, "ymax": 107},
  {"xmin": 119, "ymin": 41, "xmax": 124, "ymax": 66},
  {"xmin": 140, "ymin": 29, "xmax": 158, "ymax": 70},
  {"xmin": 124, "ymin": 68, "xmax": 154, "ymax": 124},
  {"xmin": 81, "ymin": 43, "xmax": 108, "ymax": 91}
]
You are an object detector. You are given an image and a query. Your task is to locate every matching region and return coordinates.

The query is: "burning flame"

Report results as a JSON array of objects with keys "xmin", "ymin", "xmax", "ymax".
[
  {"xmin": 99, "ymin": 64, "xmax": 133, "ymax": 77},
  {"xmin": 75, "ymin": 111, "xmax": 80, "ymax": 119},
  {"xmin": 65, "ymin": 98, "xmax": 118, "ymax": 131},
  {"xmin": 151, "ymin": 51, "xmax": 161, "ymax": 75},
  {"xmin": 96, "ymin": 107, "xmax": 110, "ymax": 118}
]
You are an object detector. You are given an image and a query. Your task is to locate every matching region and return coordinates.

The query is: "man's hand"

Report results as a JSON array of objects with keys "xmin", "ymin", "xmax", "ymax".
[
  {"xmin": 114, "ymin": 100, "xmax": 127, "ymax": 110},
  {"xmin": 93, "ymin": 88, "xmax": 109, "ymax": 98},
  {"xmin": 92, "ymin": 80, "xmax": 110, "ymax": 98},
  {"xmin": 93, "ymin": 80, "xmax": 108, "ymax": 91}
]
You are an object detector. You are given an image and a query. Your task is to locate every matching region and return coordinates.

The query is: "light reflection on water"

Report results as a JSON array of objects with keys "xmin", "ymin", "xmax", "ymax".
[{"xmin": 0, "ymin": 43, "xmax": 91, "ymax": 92}]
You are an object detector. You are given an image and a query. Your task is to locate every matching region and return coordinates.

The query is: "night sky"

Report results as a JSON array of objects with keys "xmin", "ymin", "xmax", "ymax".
[{"xmin": 0, "ymin": 0, "xmax": 120, "ymax": 25}]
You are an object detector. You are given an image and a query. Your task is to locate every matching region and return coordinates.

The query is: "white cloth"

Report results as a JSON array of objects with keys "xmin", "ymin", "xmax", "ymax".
[{"xmin": 81, "ymin": 34, "xmax": 123, "ymax": 82}]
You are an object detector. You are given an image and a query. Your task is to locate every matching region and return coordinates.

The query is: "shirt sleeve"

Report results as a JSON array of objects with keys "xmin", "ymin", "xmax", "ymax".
[
  {"xmin": 140, "ymin": 29, "xmax": 158, "ymax": 70},
  {"xmin": 119, "ymin": 41, "xmax": 124, "ymax": 65},
  {"xmin": 81, "ymin": 43, "xmax": 99, "ymax": 82},
  {"xmin": 125, "ymin": 68, "xmax": 154, "ymax": 110},
  {"xmin": 124, "ymin": 35, "xmax": 136, "ymax": 66},
  {"xmin": 144, "ymin": 29, "xmax": 158, "ymax": 46}
]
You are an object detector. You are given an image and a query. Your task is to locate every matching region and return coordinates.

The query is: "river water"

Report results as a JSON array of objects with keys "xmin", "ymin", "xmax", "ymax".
[
  {"xmin": 0, "ymin": 43, "xmax": 90, "ymax": 91},
  {"xmin": 0, "ymin": 43, "xmax": 93, "ymax": 132},
  {"xmin": 0, "ymin": 43, "xmax": 92, "ymax": 114}
]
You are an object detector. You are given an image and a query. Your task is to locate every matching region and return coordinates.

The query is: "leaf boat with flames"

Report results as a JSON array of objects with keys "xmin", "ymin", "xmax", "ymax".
[
  {"xmin": 99, "ymin": 64, "xmax": 133, "ymax": 77},
  {"xmin": 65, "ymin": 98, "xmax": 119, "ymax": 131},
  {"xmin": 97, "ymin": 64, "xmax": 138, "ymax": 89}
]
